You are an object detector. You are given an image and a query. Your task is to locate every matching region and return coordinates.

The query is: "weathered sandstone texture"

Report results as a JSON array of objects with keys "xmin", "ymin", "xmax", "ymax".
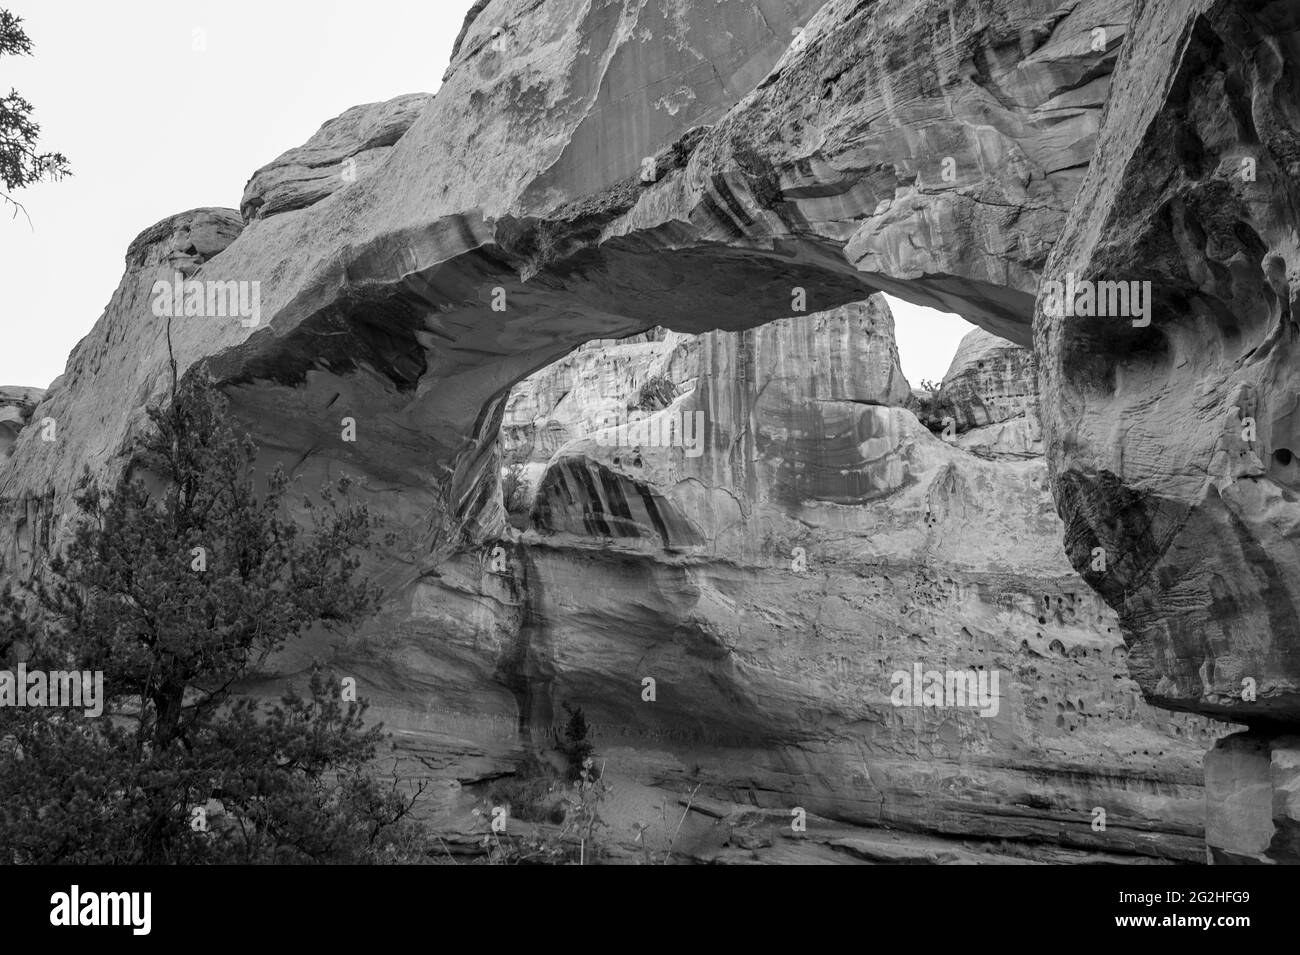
[
  {"xmin": 240, "ymin": 93, "xmax": 433, "ymax": 223},
  {"xmin": 1033, "ymin": 0, "xmax": 1300, "ymax": 859},
  {"xmin": 919, "ymin": 328, "xmax": 1042, "ymax": 460},
  {"xmin": 0, "ymin": 207, "xmax": 243, "ymax": 578},
  {"xmin": 0, "ymin": 387, "xmax": 44, "ymax": 460},
  {"xmin": 2, "ymin": 0, "xmax": 1126, "ymax": 544},
  {"xmin": 1204, "ymin": 732, "xmax": 1300, "ymax": 864},
  {"xmin": 1041, "ymin": 0, "xmax": 1300, "ymax": 725},
  {"xmin": 1, "ymin": 0, "xmax": 1296, "ymax": 860},
  {"xmin": 490, "ymin": 298, "xmax": 1224, "ymax": 859}
]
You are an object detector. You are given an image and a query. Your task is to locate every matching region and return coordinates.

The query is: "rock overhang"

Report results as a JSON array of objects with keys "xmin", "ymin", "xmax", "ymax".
[{"xmin": 4, "ymin": 0, "xmax": 1291, "ymax": 749}]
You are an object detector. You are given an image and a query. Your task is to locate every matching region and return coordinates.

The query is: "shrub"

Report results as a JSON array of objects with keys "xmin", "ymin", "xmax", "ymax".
[
  {"xmin": 559, "ymin": 702, "xmax": 593, "ymax": 781},
  {"xmin": 0, "ymin": 372, "xmax": 422, "ymax": 863},
  {"xmin": 485, "ymin": 754, "xmax": 564, "ymax": 824}
]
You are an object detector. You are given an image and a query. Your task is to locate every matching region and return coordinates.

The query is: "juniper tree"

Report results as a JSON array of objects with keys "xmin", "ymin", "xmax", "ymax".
[
  {"xmin": 0, "ymin": 372, "xmax": 424, "ymax": 863},
  {"xmin": 560, "ymin": 702, "xmax": 592, "ymax": 780},
  {"xmin": 0, "ymin": 10, "xmax": 70, "ymax": 220}
]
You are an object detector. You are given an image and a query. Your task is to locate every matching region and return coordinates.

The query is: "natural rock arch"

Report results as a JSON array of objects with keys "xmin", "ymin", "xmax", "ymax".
[{"xmin": 2, "ymin": 0, "xmax": 1298, "ymax": 861}]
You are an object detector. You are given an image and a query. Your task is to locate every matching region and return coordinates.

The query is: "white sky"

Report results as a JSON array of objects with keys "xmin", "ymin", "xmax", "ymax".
[
  {"xmin": 887, "ymin": 296, "xmax": 976, "ymax": 388},
  {"xmin": 0, "ymin": 0, "xmax": 973, "ymax": 390}
]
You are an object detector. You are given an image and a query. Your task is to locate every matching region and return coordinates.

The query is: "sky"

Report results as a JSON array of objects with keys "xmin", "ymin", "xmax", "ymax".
[
  {"xmin": 888, "ymin": 297, "xmax": 976, "ymax": 388},
  {"xmin": 0, "ymin": 0, "xmax": 974, "ymax": 391}
]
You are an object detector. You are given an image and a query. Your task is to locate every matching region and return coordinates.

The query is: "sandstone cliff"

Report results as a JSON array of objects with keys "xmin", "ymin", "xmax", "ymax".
[
  {"xmin": 3, "ymin": 0, "xmax": 1297, "ymax": 862},
  {"xmin": 490, "ymin": 298, "xmax": 1224, "ymax": 859}
]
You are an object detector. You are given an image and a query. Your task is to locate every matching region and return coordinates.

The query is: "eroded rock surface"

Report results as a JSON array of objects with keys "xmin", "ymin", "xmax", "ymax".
[
  {"xmin": 0, "ymin": 208, "xmax": 243, "ymax": 577},
  {"xmin": 0, "ymin": 0, "xmax": 1128, "ymax": 568},
  {"xmin": 499, "ymin": 327, "xmax": 699, "ymax": 519},
  {"xmin": 1038, "ymin": 0, "xmax": 1300, "ymax": 727},
  {"xmin": 239, "ymin": 93, "xmax": 433, "ymax": 223},
  {"xmin": 921, "ymin": 328, "xmax": 1042, "ymax": 460},
  {"xmin": 0, "ymin": 387, "xmax": 44, "ymax": 459},
  {"xmin": 478, "ymin": 297, "xmax": 1224, "ymax": 858},
  {"xmin": 1204, "ymin": 732, "xmax": 1300, "ymax": 864},
  {"xmin": 2, "ymin": 0, "xmax": 1297, "ymax": 862}
]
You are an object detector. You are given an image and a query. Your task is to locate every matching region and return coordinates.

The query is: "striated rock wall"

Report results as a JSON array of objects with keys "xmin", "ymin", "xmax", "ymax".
[
  {"xmin": 920, "ymin": 327, "xmax": 1042, "ymax": 460},
  {"xmin": 487, "ymin": 298, "xmax": 1226, "ymax": 858},
  {"xmin": 499, "ymin": 327, "xmax": 699, "ymax": 520},
  {"xmin": 1032, "ymin": 0, "xmax": 1300, "ymax": 860},
  {"xmin": 0, "ymin": 0, "xmax": 1128, "ymax": 563},
  {"xmin": 1040, "ymin": 0, "xmax": 1300, "ymax": 722},
  {"xmin": 2, "ymin": 0, "xmax": 1298, "ymax": 860}
]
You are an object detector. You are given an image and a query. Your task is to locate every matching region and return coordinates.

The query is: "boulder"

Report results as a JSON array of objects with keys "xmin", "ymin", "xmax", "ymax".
[{"xmin": 239, "ymin": 93, "xmax": 433, "ymax": 222}]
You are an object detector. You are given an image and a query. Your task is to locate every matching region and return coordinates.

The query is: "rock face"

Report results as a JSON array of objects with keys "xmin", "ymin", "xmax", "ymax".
[
  {"xmin": 239, "ymin": 93, "xmax": 433, "ymax": 223},
  {"xmin": 2, "ymin": 0, "xmax": 1298, "ymax": 861},
  {"xmin": 922, "ymin": 328, "xmax": 1041, "ymax": 460},
  {"xmin": 0, "ymin": 207, "xmax": 243, "ymax": 578},
  {"xmin": 499, "ymin": 327, "xmax": 699, "ymax": 520},
  {"xmin": 0, "ymin": 388, "xmax": 44, "ymax": 459},
  {"xmin": 1205, "ymin": 733, "xmax": 1300, "ymax": 864},
  {"xmin": 1040, "ymin": 0, "xmax": 1300, "ymax": 724},
  {"xmin": 491, "ymin": 298, "xmax": 1224, "ymax": 858},
  {"xmin": 1032, "ymin": 0, "xmax": 1300, "ymax": 862},
  {"xmin": 0, "ymin": 0, "xmax": 1131, "ymax": 571}
]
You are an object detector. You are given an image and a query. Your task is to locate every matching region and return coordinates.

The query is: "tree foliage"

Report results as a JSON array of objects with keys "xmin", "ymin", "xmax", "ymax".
[
  {"xmin": 559, "ymin": 702, "xmax": 592, "ymax": 781},
  {"xmin": 0, "ymin": 373, "xmax": 424, "ymax": 863},
  {"xmin": 0, "ymin": 9, "xmax": 70, "ymax": 220}
]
